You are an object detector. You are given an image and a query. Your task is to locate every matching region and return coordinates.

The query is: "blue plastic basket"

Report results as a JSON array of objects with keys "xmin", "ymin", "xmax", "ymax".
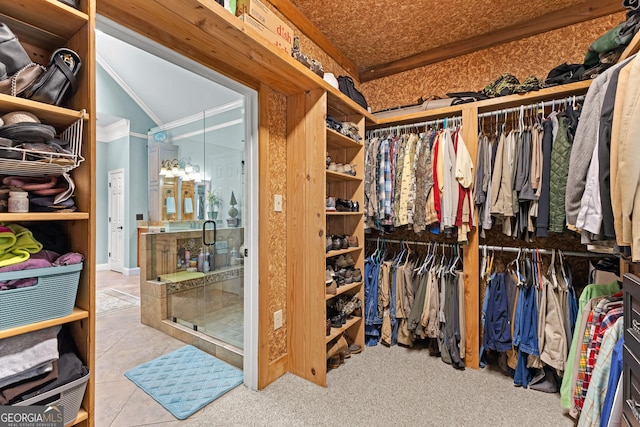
[{"xmin": 0, "ymin": 263, "xmax": 83, "ymax": 330}]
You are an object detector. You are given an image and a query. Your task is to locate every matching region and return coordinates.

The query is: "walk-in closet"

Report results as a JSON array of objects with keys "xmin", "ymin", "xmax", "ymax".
[{"xmin": 3, "ymin": 0, "xmax": 640, "ymax": 425}]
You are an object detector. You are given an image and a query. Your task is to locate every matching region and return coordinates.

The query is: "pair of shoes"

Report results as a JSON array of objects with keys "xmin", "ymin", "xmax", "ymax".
[
  {"xmin": 336, "ymin": 198, "xmax": 359, "ymax": 212},
  {"xmin": 330, "ymin": 313, "xmax": 345, "ymax": 328},
  {"xmin": 336, "ymin": 254, "xmax": 355, "ymax": 268},
  {"xmin": 340, "ymin": 121, "xmax": 361, "ymax": 142},
  {"xmin": 344, "ymin": 343, "xmax": 362, "ymax": 358},
  {"xmin": 326, "ymin": 197, "xmax": 336, "ymax": 212},
  {"xmin": 343, "ymin": 295, "xmax": 361, "ymax": 317},
  {"xmin": 326, "ymin": 236, "xmax": 333, "ymax": 252},
  {"xmin": 329, "ymin": 235, "xmax": 342, "ymax": 251},
  {"xmin": 348, "ymin": 235, "xmax": 358, "ymax": 248},
  {"xmin": 327, "ymin": 354, "xmax": 341, "ymax": 369},
  {"xmin": 327, "ymin": 162, "xmax": 356, "ymax": 176}
]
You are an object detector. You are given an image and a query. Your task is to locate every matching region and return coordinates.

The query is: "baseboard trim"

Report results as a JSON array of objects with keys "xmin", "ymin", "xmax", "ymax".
[
  {"xmin": 123, "ymin": 267, "xmax": 140, "ymax": 276},
  {"xmin": 96, "ymin": 263, "xmax": 109, "ymax": 271}
]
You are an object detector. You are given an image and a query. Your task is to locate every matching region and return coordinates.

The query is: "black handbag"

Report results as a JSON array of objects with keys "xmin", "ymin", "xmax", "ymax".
[
  {"xmin": 337, "ymin": 75, "xmax": 368, "ymax": 110},
  {"xmin": 23, "ymin": 48, "xmax": 82, "ymax": 106}
]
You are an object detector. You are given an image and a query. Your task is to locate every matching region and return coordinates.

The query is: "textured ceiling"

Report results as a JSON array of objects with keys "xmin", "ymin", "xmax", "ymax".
[{"xmin": 291, "ymin": 0, "xmax": 593, "ymax": 70}]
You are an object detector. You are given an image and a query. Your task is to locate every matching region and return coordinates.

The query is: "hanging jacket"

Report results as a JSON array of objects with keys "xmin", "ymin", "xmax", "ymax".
[
  {"xmin": 536, "ymin": 119, "xmax": 555, "ymax": 237},
  {"xmin": 549, "ymin": 116, "xmax": 571, "ymax": 233},
  {"xmin": 482, "ymin": 272, "xmax": 512, "ymax": 352},
  {"xmin": 566, "ymin": 60, "xmax": 630, "ymax": 229}
]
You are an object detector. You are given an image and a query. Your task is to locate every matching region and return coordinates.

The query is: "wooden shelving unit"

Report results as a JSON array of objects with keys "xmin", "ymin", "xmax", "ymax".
[
  {"xmin": 0, "ymin": 0, "xmax": 95, "ymax": 425},
  {"xmin": 287, "ymin": 87, "xmax": 365, "ymax": 387},
  {"xmin": 325, "ymin": 281, "xmax": 362, "ymax": 301}
]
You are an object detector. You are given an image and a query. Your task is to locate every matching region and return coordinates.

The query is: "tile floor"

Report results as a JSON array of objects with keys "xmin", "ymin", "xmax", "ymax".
[{"xmin": 95, "ymin": 270, "xmax": 242, "ymax": 426}]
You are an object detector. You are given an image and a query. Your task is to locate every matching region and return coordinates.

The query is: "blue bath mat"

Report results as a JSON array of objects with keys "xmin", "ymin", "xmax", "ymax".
[{"xmin": 124, "ymin": 345, "xmax": 243, "ymax": 419}]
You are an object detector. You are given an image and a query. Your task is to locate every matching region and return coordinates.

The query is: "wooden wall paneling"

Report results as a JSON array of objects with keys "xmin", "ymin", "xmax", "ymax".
[
  {"xmin": 461, "ymin": 107, "xmax": 480, "ymax": 369},
  {"xmin": 286, "ymin": 91, "xmax": 310, "ymax": 382},
  {"xmin": 360, "ymin": 0, "xmax": 624, "ymax": 81},
  {"xmin": 287, "ymin": 89, "xmax": 327, "ymax": 386}
]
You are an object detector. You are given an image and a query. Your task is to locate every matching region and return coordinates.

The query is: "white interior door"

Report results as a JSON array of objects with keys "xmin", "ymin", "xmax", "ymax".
[{"xmin": 108, "ymin": 169, "xmax": 125, "ymax": 273}]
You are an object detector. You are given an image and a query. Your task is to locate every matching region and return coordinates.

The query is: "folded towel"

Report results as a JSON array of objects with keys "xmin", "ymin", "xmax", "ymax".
[
  {"xmin": 0, "ymin": 360, "xmax": 58, "ymax": 404},
  {"xmin": 53, "ymin": 252, "xmax": 83, "ymax": 266},
  {"xmin": 0, "ymin": 225, "xmax": 16, "ymax": 252},
  {"xmin": 0, "ymin": 248, "xmax": 30, "ymax": 268},
  {"xmin": 0, "ymin": 326, "xmax": 60, "ymax": 386},
  {"xmin": 0, "ymin": 362, "xmax": 53, "ymax": 389},
  {"xmin": 7, "ymin": 224, "xmax": 43, "ymax": 254}
]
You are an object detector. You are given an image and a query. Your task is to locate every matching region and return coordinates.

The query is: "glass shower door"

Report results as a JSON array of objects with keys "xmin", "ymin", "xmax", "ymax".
[
  {"xmin": 198, "ymin": 102, "xmax": 245, "ymax": 350},
  {"xmin": 156, "ymin": 102, "xmax": 246, "ymax": 351}
]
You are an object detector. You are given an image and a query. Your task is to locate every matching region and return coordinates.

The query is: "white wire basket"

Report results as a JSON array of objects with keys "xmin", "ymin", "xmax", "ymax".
[{"xmin": 0, "ymin": 111, "xmax": 85, "ymax": 177}]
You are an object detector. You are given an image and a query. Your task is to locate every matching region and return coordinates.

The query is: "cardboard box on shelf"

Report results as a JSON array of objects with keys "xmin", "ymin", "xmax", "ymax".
[
  {"xmin": 236, "ymin": 0, "xmax": 294, "ymax": 47},
  {"xmin": 239, "ymin": 13, "xmax": 291, "ymax": 55}
]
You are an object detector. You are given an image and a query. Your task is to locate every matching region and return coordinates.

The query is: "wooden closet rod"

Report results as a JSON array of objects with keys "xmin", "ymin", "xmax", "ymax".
[
  {"xmin": 480, "ymin": 245, "xmax": 610, "ymax": 258},
  {"xmin": 477, "ymin": 95, "xmax": 586, "ymax": 119}
]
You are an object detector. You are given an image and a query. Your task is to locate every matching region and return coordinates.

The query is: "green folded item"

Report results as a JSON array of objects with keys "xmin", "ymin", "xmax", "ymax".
[
  {"xmin": 0, "ymin": 226, "xmax": 16, "ymax": 252},
  {"xmin": 0, "ymin": 248, "xmax": 30, "ymax": 268},
  {"xmin": 7, "ymin": 224, "xmax": 43, "ymax": 254}
]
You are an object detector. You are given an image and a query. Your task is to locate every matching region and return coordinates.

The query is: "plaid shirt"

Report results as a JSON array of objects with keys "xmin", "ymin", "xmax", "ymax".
[
  {"xmin": 574, "ymin": 296, "xmax": 622, "ymax": 411},
  {"xmin": 576, "ymin": 318, "xmax": 623, "ymax": 427}
]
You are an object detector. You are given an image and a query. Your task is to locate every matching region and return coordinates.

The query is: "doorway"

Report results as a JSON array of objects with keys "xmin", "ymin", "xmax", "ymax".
[
  {"xmin": 108, "ymin": 168, "xmax": 125, "ymax": 273},
  {"xmin": 97, "ymin": 16, "xmax": 260, "ymax": 390}
]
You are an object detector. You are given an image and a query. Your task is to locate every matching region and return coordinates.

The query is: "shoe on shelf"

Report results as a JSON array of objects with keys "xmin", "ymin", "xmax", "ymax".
[
  {"xmin": 340, "ymin": 235, "xmax": 349, "ymax": 249},
  {"xmin": 326, "ymin": 279, "xmax": 337, "ymax": 295},
  {"xmin": 335, "ymin": 198, "xmax": 352, "ymax": 212},
  {"xmin": 342, "ymin": 294, "xmax": 361, "ymax": 317},
  {"xmin": 343, "ymin": 269, "xmax": 353, "ymax": 284},
  {"xmin": 326, "ymin": 152, "xmax": 331, "ymax": 169},
  {"xmin": 336, "ymin": 255, "xmax": 349, "ymax": 268},
  {"xmin": 351, "ymin": 201, "xmax": 359, "ymax": 212},
  {"xmin": 348, "ymin": 235, "xmax": 358, "ymax": 247},
  {"xmin": 351, "ymin": 267, "xmax": 362, "ymax": 282},
  {"xmin": 326, "ymin": 197, "xmax": 336, "ymax": 212},
  {"xmin": 326, "ymin": 319, "xmax": 331, "ymax": 336},
  {"xmin": 326, "ymin": 236, "xmax": 333, "ymax": 252},
  {"xmin": 331, "ymin": 235, "xmax": 342, "ymax": 251},
  {"xmin": 342, "ymin": 164, "xmax": 353, "ymax": 175},
  {"xmin": 344, "ymin": 254, "xmax": 355, "ymax": 267},
  {"xmin": 328, "ymin": 162, "xmax": 338, "ymax": 172},
  {"xmin": 335, "ymin": 163, "xmax": 346, "ymax": 173},
  {"xmin": 325, "ymin": 267, "xmax": 335, "ymax": 284},
  {"xmin": 330, "ymin": 314, "xmax": 344, "ymax": 328}
]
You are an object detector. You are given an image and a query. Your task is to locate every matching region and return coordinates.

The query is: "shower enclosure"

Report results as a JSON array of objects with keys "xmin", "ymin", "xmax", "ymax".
[{"xmin": 146, "ymin": 101, "xmax": 246, "ymax": 351}]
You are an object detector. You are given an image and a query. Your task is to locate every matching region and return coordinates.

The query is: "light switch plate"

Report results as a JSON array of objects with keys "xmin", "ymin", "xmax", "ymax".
[
  {"xmin": 274, "ymin": 309, "xmax": 283, "ymax": 330},
  {"xmin": 274, "ymin": 194, "xmax": 283, "ymax": 212}
]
